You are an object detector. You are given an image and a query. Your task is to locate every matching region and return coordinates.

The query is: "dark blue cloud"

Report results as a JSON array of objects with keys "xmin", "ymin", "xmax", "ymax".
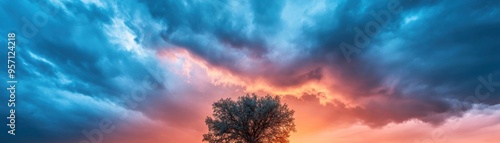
[
  {"xmin": 295, "ymin": 0, "xmax": 500, "ymax": 126},
  {"xmin": 0, "ymin": 1, "xmax": 167, "ymax": 142}
]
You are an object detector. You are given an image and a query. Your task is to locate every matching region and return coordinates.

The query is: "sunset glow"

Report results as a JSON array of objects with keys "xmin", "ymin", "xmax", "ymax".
[{"xmin": 2, "ymin": 0, "xmax": 500, "ymax": 143}]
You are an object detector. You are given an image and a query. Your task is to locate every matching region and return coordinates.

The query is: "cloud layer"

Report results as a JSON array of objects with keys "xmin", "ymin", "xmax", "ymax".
[{"xmin": 1, "ymin": 0, "xmax": 499, "ymax": 142}]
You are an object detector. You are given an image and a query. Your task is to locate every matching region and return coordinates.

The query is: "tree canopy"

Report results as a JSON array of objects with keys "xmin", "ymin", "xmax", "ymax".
[{"xmin": 203, "ymin": 94, "xmax": 296, "ymax": 143}]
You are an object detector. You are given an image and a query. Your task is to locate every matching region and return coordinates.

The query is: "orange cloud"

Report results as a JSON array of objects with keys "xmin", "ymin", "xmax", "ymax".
[{"xmin": 155, "ymin": 47, "xmax": 352, "ymax": 105}]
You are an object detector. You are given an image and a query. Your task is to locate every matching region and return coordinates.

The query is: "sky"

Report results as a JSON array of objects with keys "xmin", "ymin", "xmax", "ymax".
[{"xmin": 1, "ymin": 0, "xmax": 500, "ymax": 143}]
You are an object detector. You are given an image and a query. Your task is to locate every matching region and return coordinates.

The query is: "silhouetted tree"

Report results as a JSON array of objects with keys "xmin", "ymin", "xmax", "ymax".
[{"xmin": 203, "ymin": 94, "xmax": 296, "ymax": 143}]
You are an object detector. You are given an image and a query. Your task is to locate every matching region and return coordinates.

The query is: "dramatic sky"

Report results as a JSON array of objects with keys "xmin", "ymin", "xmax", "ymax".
[{"xmin": 1, "ymin": 0, "xmax": 500, "ymax": 142}]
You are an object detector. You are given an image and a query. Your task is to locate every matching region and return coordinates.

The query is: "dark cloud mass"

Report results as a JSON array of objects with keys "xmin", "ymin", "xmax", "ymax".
[{"xmin": 0, "ymin": 0, "xmax": 499, "ymax": 142}]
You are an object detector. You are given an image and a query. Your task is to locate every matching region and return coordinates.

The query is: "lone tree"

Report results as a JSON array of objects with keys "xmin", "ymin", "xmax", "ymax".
[{"xmin": 203, "ymin": 94, "xmax": 296, "ymax": 143}]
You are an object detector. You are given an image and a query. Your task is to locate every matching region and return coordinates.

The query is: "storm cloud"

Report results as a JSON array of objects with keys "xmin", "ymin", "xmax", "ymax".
[{"xmin": 1, "ymin": 0, "xmax": 499, "ymax": 142}]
